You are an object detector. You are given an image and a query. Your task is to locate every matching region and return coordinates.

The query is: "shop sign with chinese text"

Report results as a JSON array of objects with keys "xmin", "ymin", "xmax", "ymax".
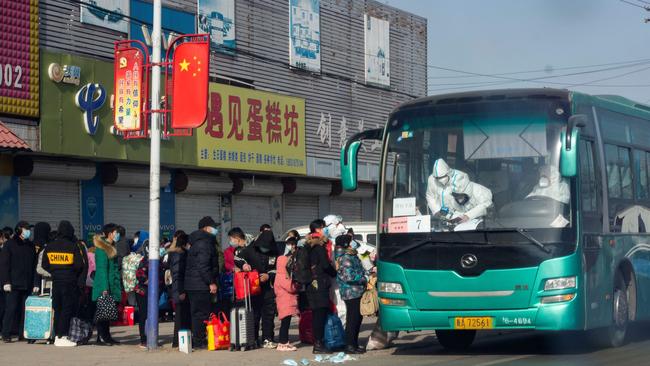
[
  {"xmin": 114, "ymin": 48, "xmax": 144, "ymax": 131},
  {"xmin": 198, "ymin": 84, "xmax": 306, "ymax": 175}
]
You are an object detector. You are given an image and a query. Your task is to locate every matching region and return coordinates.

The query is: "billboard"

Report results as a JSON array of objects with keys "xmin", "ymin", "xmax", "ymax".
[
  {"xmin": 289, "ymin": 0, "xmax": 321, "ymax": 72},
  {"xmin": 198, "ymin": 0, "xmax": 236, "ymax": 54},
  {"xmin": 365, "ymin": 15, "xmax": 390, "ymax": 87},
  {"xmin": 198, "ymin": 83, "xmax": 307, "ymax": 175},
  {"xmin": 0, "ymin": 0, "xmax": 39, "ymax": 118},
  {"xmin": 80, "ymin": 0, "xmax": 129, "ymax": 33}
]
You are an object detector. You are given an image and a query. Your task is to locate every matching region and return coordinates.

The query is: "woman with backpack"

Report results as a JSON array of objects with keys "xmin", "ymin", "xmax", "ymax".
[
  {"xmin": 335, "ymin": 235, "xmax": 368, "ymax": 354},
  {"xmin": 274, "ymin": 237, "xmax": 299, "ymax": 351}
]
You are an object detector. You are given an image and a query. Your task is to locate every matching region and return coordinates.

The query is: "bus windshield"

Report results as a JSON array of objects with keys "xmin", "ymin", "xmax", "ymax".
[{"xmin": 381, "ymin": 102, "xmax": 574, "ymax": 234}]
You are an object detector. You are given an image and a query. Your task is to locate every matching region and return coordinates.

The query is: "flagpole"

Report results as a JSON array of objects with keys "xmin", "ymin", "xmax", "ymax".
[{"xmin": 146, "ymin": 0, "xmax": 162, "ymax": 351}]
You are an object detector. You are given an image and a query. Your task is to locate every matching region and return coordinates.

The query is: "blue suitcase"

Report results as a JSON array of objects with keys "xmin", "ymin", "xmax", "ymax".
[{"xmin": 24, "ymin": 295, "xmax": 53, "ymax": 341}]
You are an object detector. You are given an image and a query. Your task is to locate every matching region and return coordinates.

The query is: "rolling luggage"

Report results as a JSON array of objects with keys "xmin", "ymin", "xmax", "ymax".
[
  {"xmin": 299, "ymin": 309, "xmax": 314, "ymax": 344},
  {"xmin": 23, "ymin": 295, "xmax": 53, "ymax": 342},
  {"xmin": 229, "ymin": 273, "xmax": 256, "ymax": 351}
]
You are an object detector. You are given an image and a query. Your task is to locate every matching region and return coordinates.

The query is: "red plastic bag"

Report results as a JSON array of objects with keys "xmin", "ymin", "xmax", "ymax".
[
  {"xmin": 299, "ymin": 310, "xmax": 314, "ymax": 344},
  {"xmin": 215, "ymin": 312, "xmax": 230, "ymax": 350},
  {"xmin": 234, "ymin": 271, "xmax": 261, "ymax": 300}
]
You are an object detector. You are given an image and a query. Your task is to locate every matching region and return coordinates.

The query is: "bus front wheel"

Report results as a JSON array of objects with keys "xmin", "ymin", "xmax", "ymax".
[
  {"xmin": 435, "ymin": 330, "xmax": 476, "ymax": 351},
  {"xmin": 591, "ymin": 270, "xmax": 632, "ymax": 348}
]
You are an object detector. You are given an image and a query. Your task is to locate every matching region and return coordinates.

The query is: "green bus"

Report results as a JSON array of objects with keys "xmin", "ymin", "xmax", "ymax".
[{"xmin": 341, "ymin": 88, "xmax": 650, "ymax": 349}]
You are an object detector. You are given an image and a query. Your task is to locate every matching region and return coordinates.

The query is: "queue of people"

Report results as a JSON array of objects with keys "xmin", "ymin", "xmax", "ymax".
[{"xmin": 0, "ymin": 213, "xmax": 378, "ymax": 354}]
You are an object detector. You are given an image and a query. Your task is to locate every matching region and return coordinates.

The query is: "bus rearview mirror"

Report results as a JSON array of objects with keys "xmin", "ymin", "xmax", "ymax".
[
  {"xmin": 560, "ymin": 129, "xmax": 579, "ymax": 177},
  {"xmin": 341, "ymin": 141, "xmax": 361, "ymax": 191}
]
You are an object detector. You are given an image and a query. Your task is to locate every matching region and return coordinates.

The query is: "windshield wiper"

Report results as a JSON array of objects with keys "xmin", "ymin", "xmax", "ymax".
[{"xmin": 482, "ymin": 228, "xmax": 551, "ymax": 254}]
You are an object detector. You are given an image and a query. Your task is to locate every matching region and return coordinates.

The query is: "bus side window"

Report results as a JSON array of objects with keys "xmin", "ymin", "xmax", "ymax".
[
  {"xmin": 605, "ymin": 144, "xmax": 633, "ymax": 232},
  {"xmin": 580, "ymin": 140, "xmax": 603, "ymax": 232}
]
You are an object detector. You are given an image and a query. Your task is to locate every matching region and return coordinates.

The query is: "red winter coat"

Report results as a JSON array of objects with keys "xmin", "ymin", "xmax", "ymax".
[{"xmin": 274, "ymin": 255, "xmax": 299, "ymax": 320}]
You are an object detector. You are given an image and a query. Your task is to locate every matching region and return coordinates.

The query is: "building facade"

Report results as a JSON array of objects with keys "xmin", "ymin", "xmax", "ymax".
[{"xmin": 0, "ymin": 0, "xmax": 427, "ymax": 243}]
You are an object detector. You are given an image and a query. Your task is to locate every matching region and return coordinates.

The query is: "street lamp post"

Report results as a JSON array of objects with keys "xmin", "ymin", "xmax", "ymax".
[{"xmin": 146, "ymin": 0, "xmax": 162, "ymax": 351}]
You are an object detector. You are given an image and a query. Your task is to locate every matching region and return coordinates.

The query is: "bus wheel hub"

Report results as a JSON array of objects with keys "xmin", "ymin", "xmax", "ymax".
[{"xmin": 613, "ymin": 289, "xmax": 628, "ymax": 328}]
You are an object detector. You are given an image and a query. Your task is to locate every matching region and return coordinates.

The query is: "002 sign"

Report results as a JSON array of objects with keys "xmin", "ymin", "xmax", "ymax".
[{"xmin": 0, "ymin": 64, "xmax": 24, "ymax": 90}]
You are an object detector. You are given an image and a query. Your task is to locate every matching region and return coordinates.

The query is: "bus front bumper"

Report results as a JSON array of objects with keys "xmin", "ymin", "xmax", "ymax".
[{"xmin": 380, "ymin": 300, "xmax": 582, "ymax": 332}]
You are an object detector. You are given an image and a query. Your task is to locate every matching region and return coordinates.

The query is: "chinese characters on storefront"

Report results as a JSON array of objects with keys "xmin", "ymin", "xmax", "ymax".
[
  {"xmin": 317, "ymin": 112, "xmax": 382, "ymax": 153},
  {"xmin": 197, "ymin": 84, "xmax": 307, "ymax": 174}
]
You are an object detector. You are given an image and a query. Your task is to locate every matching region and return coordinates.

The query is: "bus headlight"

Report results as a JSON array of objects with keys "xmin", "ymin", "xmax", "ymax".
[
  {"xmin": 379, "ymin": 282, "xmax": 403, "ymax": 294},
  {"xmin": 544, "ymin": 276, "xmax": 576, "ymax": 291}
]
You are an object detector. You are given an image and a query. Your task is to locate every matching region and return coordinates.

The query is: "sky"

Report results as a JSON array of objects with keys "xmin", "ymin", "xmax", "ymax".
[{"xmin": 385, "ymin": 0, "xmax": 650, "ymax": 103}]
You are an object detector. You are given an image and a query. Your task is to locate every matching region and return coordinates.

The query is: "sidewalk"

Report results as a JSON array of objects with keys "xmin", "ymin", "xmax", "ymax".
[{"xmin": 1, "ymin": 318, "xmax": 408, "ymax": 366}]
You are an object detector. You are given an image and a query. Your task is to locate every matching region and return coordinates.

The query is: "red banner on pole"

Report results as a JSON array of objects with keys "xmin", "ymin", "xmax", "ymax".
[
  {"xmin": 171, "ymin": 39, "xmax": 210, "ymax": 129},
  {"xmin": 114, "ymin": 47, "xmax": 146, "ymax": 131}
]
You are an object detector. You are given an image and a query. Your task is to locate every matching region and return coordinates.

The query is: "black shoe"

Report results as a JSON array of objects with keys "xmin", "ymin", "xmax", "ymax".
[
  {"xmin": 96, "ymin": 336, "xmax": 112, "ymax": 347},
  {"xmin": 344, "ymin": 345, "xmax": 366, "ymax": 354},
  {"xmin": 106, "ymin": 337, "xmax": 121, "ymax": 345},
  {"xmin": 312, "ymin": 341, "xmax": 331, "ymax": 354},
  {"xmin": 2, "ymin": 337, "xmax": 11, "ymax": 343}
]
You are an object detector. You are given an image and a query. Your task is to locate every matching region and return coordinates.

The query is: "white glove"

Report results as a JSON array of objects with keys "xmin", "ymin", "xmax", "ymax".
[
  {"xmin": 3, "ymin": 284, "xmax": 11, "ymax": 292},
  {"xmin": 32, "ymin": 287, "xmax": 40, "ymax": 294}
]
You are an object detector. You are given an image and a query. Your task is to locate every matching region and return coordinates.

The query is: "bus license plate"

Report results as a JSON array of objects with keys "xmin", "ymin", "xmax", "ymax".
[{"xmin": 454, "ymin": 317, "xmax": 493, "ymax": 329}]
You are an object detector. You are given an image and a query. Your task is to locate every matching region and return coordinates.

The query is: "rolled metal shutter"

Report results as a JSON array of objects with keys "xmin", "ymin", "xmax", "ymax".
[
  {"xmin": 232, "ymin": 195, "xmax": 271, "ymax": 235},
  {"xmin": 103, "ymin": 186, "xmax": 149, "ymax": 237},
  {"xmin": 329, "ymin": 197, "xmax": 362, "ymax": 222},
  {"xmin": 283, "ymin": 195, "xmax": 319, "ymax": 232},
  {"xmin": 20, "ymin": 178, "xmax": 81, "ymax": 233},
  {"xmin": 175, "ymin": 194, "xmax": 221, "ymax": 233}
]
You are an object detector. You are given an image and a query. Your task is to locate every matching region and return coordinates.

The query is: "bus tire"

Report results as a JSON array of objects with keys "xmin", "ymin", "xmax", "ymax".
[
  {"xmin": 435, "ymin": 330, "xmax": 476, "ymax": 350},
  {"xmin": 596, "ymin": 270, "xmax": 630, "ymax": 348}
]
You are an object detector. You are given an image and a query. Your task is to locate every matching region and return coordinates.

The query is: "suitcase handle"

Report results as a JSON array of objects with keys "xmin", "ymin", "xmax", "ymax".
[{"xmin": 243, "ymin": 273, "xmax": 252, "ymax": 312}]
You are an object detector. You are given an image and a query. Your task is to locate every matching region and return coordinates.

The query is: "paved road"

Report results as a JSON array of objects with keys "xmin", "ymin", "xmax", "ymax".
[
  {"xmin": 362, "ymin": 323, "xmax": 650, "ymax": 366},
  {"xmin": 2, "ymin": 320, "xmax": 649, "ymax": 365}
]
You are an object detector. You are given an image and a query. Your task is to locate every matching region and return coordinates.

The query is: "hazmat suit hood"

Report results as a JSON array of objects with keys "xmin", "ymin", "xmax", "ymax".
[
  {"xmin": 323, "ymin": 214, "xmax": 347, "ymax": 240},
  {"xmin": 56, "ymin": 220, "xmax": 76, "ymax": 241},
  {"xmin": 433, "ymin": 159, "xmax": 451, "ymax": 178}
]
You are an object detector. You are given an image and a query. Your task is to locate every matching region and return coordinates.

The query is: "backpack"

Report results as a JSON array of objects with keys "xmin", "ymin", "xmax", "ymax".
[
  {"xmin": 287, "ymin": 246, "xmax": 312, "ymax": 285},
  {"xmin": 122, "ymin": 253, "xmax": 143, "ymax": 292}
]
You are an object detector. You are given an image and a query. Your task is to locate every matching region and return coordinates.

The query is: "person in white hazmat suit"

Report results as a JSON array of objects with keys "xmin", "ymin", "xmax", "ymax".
[
  {"xmin": 448, "ymin": 172, "xmax": 493, "ymax": 227},
  {"xmin": 426, "ymin": 158, "xmax": 493, "ymax": 227},
  {"xmin": 527, "ymin": 165, "xmax": 570, "ymax": 204},
  {"xmin": 323, "ymin": 214, "xmax": 349, "ymax": 327}
]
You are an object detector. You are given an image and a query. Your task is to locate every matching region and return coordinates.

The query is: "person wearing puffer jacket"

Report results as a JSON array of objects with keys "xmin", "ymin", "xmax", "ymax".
[
  {"xmin": 335, "ymin": 235, "xmax": 367, "ymax": 355},
  {"xmin": 91, "ymin": 223, "xmax": 122, "ymax": 346}
]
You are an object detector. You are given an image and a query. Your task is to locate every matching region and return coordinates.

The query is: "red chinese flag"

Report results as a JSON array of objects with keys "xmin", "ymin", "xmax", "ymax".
[{"xmin": 171, "ymin": 40, "xmax": 210, "ymax": 129}]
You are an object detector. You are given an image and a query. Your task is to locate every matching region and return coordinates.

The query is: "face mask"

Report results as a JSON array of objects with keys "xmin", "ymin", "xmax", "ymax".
[
  {"xmin": 323, "ymin": 227, "xmax": 331, "ymax": 238},
  {"xmin": 436, "ymin": 175, "xmax": 450, "ymax": 186},
  {"xmin": 539, "ymin": 176, "xmax": 550, "ymax": 188},
  {"xmin": 22, "ymin": 229, "xmax": 31, "ymax": 240},
  {"xmin": 284, "ymin": 245, "xmax": 294, "ymax": 256},
  {"xmin": 350, "ymin": 241, "xmax": 359, "ymax": 250},
  {"xmin": 114, "ymin": 232, "xmax": 121, "ymax": 242},
  {"xmin": 208, "ymin": 227, "xmax": 218, "ymax": 236},
  {"xmin": 229, "ymin": 241, "xmax": 238, "ymax": 247}
]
